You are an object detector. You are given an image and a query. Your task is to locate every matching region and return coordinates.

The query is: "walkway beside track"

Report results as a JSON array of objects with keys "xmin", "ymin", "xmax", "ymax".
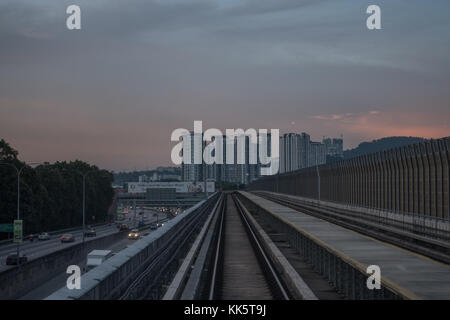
[{"xmin": 240, "ymin": 191, "xmax": 450, "ymax": 300}]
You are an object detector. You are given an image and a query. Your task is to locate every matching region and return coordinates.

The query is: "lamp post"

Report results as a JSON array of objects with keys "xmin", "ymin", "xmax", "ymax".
[
  {"xmin": 78, "ymin": 171, "xmax": 98, "ymax": 243},
  {"xmin": 77, "ymin": 170, "xmax": 111, "ymax": 242},
  {"xmin": 0, "ymin": 161, "xmax": 40, "ymax": 265},
  {"xmin": 133, "ymin": 198, "xmax": 137, "ymax": 228},
  {"xmin": 64, "ymin": 169, "xmax": 100, "ymax": 244},
  {"xmin": 316, "ymin": 165, "xmax": 321, "ymax": 203}
]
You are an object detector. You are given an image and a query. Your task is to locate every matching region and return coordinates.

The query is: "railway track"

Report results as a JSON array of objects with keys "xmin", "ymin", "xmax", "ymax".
[
  {"xmin": 255, "ymin": 191, "xmax": 450, "ymax": 265},
  {"xmin": 164, "ymin": 192, "xmax": 324, "ymax": 300},
  {"xmin": 118, "ymin": 195, "xmax": 219, "ymax": 300},
  {"xmin": 208, "ymin": 193, "xmax": 290, "ymax": 300}
]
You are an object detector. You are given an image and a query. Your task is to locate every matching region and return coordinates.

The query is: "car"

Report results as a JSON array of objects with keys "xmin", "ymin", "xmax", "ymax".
[
  {"xmin": 128, "ymin": 229, "xmax": 140, "ymax": 240},
  {"xmin": 84, "ymin": 228, "xmax": 96, "ymax": 237},
  {"xmin": 6, "ymin": 253, "xmax": 28, "ymax": 265},
  {"xmin": 38, "ymin": 232, "xmax": 50, "ymax": 241},
  {"xmin": 150, "ymin": 223, "xmax": 158, "ymax": 230},
  {"xmin": 26, "ymin": 234, "xmax": 39, "ymax": 241},
  {"xmin": 60, "ymin": 234, "xmax": 75, "ymax": 243},
  {"xmin": 119, "ymin": 224, "xmax": 129, "ymax": 231},
  {"xmin": 157, "ymin": 223, "xmax": 164, "ymax": 228},
  {"xmin": 138, "ymin": 221, "xmax": 145, "ymax": 228}
]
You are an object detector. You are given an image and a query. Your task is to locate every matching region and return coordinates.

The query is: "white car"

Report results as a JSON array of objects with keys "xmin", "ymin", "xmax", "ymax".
[
  {"xmin": 38, "ymin": 232, "xmax": 50, "ymax": 241},
  {"xmin": 128, "ymin": 229, "xmax": 140, "ymax": 240}
]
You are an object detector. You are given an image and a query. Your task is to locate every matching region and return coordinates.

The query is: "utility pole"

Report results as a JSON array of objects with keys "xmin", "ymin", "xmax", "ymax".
[
  {"xmin": 316, "ymin": 165, "xmax": 321, "ymax": 202},
  {"xmin": 133, "ymin": 198, "xmax": 137, "ymax": 228},
  {"xmin": 15, "ymin": 166, "xmax": 24, "ymax": 260},
  {"xmin": 82, "ymin": 175, "xmax": 86, "ymax": 243},
  {"xmin": 71, "ymin": 169, "xmax": 109, "ymax": 243},
  {"xmin": 204, "ymin": 163, "xmax": 208, "ymax": 199},
  {"xmin": 78, "ymin": 171, "xmax": 97, "ymax": 244},
  {"xmin": 0, "ymin": 162, "xmax": 40, "ymax": 265}
]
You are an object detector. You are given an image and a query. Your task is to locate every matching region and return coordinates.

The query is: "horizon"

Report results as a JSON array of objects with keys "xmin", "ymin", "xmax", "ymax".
[{"xmin": 1, "ymin": 134, "xmax": 440, "ymax": 173}]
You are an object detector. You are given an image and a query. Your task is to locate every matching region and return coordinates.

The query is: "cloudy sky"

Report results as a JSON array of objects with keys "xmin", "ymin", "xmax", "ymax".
[{"xmin": 1, "ymin": 0, "xmax": 449, "ymax": 171}]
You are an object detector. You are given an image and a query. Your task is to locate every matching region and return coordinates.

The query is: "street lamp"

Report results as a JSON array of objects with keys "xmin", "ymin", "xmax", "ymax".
[
  {"xmin": 133, "ymin": 198, "xmax": 137, "ymax": 228},
  {"xmin": 316, "ymin": 165, "xmax": 321, "ymax": 203},
  {"xmin": 73, "ymin": 170, "xmax": 98, "ymax": 244},
  {"xmin": 0, "ymin": 161, "xmax": 41, "ymax": 265},
  {"xmin": 61, "ymin": 168, "xmax": 102, "ymax": 243}
]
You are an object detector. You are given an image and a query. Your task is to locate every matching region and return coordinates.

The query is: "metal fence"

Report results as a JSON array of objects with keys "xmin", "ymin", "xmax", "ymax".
[{"xmin": 248, "ymin": 138, "xmax": 450, "ymax": 222}]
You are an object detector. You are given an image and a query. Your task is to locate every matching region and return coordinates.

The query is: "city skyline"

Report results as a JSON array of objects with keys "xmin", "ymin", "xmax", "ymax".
[{"xmin": 1, "ymin": 0, "xmax": 450, "ymax": 171}]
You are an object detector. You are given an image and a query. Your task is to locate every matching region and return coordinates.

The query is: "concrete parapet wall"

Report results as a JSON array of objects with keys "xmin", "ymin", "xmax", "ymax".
[
  {"xmin": 46, "ymin": 193, "xmax": 218, "ymax": 300},
  {"xmin": 0, "ymin": 230, "xmax": 125, "ymax": 300}
]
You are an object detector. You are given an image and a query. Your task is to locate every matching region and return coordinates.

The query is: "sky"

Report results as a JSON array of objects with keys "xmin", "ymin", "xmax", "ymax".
[{"xmin": 1, "ymin": 0, "xmax": 449, "ymax": 171}]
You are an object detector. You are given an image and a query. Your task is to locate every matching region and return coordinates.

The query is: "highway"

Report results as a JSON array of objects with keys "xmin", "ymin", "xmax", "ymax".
[
  {"xmin": 20, "ymin": 233, "xmax": 132, "ymax": 300},
  {"xmin": 20, "ymin": 229, "xmax": 153, "ymax": 299},
  {"xmin": 0, "ymin": 208, "xmax": 166, "ymax": 273},
  {"xmin": 15, "ymin": 208, "xmax": 168, "ymax": 300}
]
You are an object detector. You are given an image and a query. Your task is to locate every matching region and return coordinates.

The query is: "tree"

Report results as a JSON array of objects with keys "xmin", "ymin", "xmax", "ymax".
[
  {"xmin": 0, "ymin": 139, "xmax": 18, "ymax": 161},
  {"xmin": 0, "ymin": 139, "xmax": 114, "ymax": 239}
]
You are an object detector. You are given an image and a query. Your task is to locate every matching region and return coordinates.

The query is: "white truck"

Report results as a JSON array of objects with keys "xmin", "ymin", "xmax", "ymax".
[{"xmin": 86, "ymin": 250, "xmax": 113, "ymax": 271}]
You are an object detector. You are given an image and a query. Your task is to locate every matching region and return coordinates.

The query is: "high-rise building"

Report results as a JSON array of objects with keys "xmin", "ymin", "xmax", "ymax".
[
  {"xmin": 223, "ymin": 134, "xmax": 252, "ymax": 185},
  {"xmin": 181, "ymin": 131, "xmax": 204, "ymax": 182},
  {"xmin": 309, "ymin": 141, "xmax": 327, "ymax": 166},
  {"xmin": 218, "ymin": 133, "xmax": 272, "ymax": 185},
  {"xmin": 182, "ymin": 131, "xmax": 275, "ymax": 185},
  {"xmin": 299, "ymin": 133, "xmax": 311, "ymax": 169},
  {"xmin": 279, "ymin": 133, "xmax": 301, "ymax": 173},
  {"xmin": 323, "ymin": 137, "xmax": 344, "ymax": 163},
  {"xmin": 279, "ymin": 132, "xmax": 332, "ymax": 173},
  {"xmin": 280, "ymin": 132, "xmax": 313, "ymax": 173}
]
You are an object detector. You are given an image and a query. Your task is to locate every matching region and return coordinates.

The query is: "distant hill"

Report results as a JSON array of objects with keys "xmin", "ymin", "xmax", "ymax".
[{"xmin": 343, "ymin": 137, "xmax": 425, "ymax": 159}]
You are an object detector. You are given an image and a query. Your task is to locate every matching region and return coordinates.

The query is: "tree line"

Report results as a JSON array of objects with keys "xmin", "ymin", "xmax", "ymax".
[{"xmin": 0, "ymin": 139, "xmax": 114, "ymax": 240}]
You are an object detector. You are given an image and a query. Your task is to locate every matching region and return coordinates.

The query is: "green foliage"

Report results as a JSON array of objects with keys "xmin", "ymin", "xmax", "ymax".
[
  {"xmin": 0, "ymin": 139, "xmax": 18, "ymax": 161},
  {"xmin": 0, "ymin": 140, "xmax": 114, "ymax": 239}
]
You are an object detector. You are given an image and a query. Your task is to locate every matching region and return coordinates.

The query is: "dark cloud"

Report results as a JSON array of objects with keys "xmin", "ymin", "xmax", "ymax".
[{"xmin": 0, "ymin": 0, "xmax": 449, "ymax": 170}]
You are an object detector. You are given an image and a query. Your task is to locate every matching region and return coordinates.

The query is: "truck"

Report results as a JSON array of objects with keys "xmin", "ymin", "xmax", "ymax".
[{"xmin": 86, "ymin": 250, "xmax": 114, "ymax": 271}]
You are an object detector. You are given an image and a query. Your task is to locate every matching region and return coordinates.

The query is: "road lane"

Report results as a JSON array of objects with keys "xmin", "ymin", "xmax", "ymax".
[
  {"xmin": 19, "ymin": 211, "xmax": 168, "ymax": 300},
  {"xmin": 0, "ymin": 209, "xmax": 166, "ymax": 272}
]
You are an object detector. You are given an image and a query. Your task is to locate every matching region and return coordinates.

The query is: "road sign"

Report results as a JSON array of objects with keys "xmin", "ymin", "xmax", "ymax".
[
  {"xmin": 13, "ymin": 220, "xmax": 23, "ymax": 243},
  {"xmin": 0, "ymin": 224, "xmax": 13, "ymax": 233}
]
